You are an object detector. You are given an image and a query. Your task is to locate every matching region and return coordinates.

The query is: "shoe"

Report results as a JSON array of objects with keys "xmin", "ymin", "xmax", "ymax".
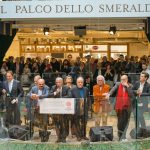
[
  {"xmin": 71, "ymin": 135, "xmax": 76, "ymax": 138},
  {"xmin": 61, "ymin": 139, "xmax": 66, "ymax": 143},
  {"xmin": 56, "ymin": 139, "xmax": 61, "ymax": 143},
  {"xmin": 121, "ymin": 139, "xmax": 128, "ymax": 142},
  {"xmin": 39, "ymin": 130, "xmax": 50, "ymax": 142},
  {"xmin": 82, "ymin": 137, "xmax": 89, "ymax": 140},
  {"xmin": 77, "ymin": 137, "xmax": 82, "ymax": 141}
]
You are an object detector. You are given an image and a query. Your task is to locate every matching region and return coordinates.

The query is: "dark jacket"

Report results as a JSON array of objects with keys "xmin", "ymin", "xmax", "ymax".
[
  {"xmin": 109, "ymin": 82, "xmax": 134, "ymax": 109},
  {"xmin": 2, "ymin": 79, "xmax": 24, "ymax": 110},
  {"xmin": 70, "ymin": 86, "xmax": 89, "ymax": 117},
  {"xmin": 2, "ymin": 79, "xmax": 24, "ymax": 99},
  {"xmin": 49, "ymin": 85, "xmax": 71, "ymax": 98},
  {"xmin": 109, "ymin": 82, "xmax": 133, "ymax": 97},
  {"xmin": 132, "ymin": 81, "xmax": 150, "ymax": 109},
  {"xmin": 0, "ymin": 81, "xmax": 3, "ymax": 96}
]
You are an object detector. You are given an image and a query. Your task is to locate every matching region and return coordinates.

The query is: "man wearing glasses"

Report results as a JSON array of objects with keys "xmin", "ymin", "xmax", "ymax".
[{"xmin": 106, "ymin": 74, "xmax": 134, "ymax": 141}]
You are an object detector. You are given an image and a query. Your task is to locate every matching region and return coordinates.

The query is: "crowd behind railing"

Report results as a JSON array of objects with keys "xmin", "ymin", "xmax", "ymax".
[
  {"xmin": 0, "ymin": 54, "xmax": 150, "ymax": 143},
  {"xmin": 1, "ymin": 54, "xmax": 150, "ymax": 86}
]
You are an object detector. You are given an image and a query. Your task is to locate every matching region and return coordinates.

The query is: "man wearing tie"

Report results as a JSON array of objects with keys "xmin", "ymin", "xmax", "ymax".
[
  {"xmin": 49, "ymin": 77, "xmax": 71, "ymax": 143},
  {"xmin": 2, "ymin": 71, "xmax": 24, "ymax": 127}
]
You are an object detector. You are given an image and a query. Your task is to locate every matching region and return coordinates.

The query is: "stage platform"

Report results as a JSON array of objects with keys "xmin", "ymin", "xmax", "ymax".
[
  {"xmin": 0, "ymin": 115, "xmax": 150, "ymax": 150},
  {"xmin": 0, "ymin": 102, "xmax": 150, "ymax": 150}
]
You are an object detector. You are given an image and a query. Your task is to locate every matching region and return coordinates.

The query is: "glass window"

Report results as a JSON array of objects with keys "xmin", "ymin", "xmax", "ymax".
[
  {"xmin": 111, "ymin": 45, "xmax": 127, "ymax": 53},
  {"xmin": 110, "ymin": 45, "xmax": 127, "ymax": 59}
]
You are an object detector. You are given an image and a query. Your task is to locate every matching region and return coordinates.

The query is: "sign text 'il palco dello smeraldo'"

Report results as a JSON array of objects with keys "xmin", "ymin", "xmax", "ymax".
[{"xmin": 0, "ymin": 0, "xmax": 150, "ymax": 18}]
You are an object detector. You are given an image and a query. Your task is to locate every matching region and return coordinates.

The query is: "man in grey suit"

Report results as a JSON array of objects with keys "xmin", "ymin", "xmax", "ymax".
[
  {"xmin": 27, "ymin": 78, "xmax": 50, "ymax": 131},
  {"xmin": 70, "ymin": 76, "xmax": 89, "ymax": 141},
  {"xmin": 2, "ymin": 71, "xmax": 24, "ymax": 127},
  {"xmin": 49, "ymin": 77, "xmax": 71, "ymax": 143},
  {"xmin": 132, "ymin": 71, "xmax": 150, "ymax": 130}
]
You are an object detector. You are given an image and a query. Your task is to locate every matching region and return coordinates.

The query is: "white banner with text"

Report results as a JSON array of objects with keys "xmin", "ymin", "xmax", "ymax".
[
  {"xmin": 39, "ymin": 98, "xmax": 75, "ymax": 114},
  {"xmin": 0, "ymin": 0, "xmax": 150, "ymax": 18}
]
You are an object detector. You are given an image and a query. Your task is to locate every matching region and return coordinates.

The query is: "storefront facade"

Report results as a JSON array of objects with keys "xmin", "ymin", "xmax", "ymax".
[{"xmin": 0, "ymin": 0, "xmax": 149, "ymax": 60}]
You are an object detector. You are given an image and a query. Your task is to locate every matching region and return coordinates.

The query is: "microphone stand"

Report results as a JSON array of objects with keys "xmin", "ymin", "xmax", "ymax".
[
  {"xmin": 83, "ymin": 97, "xmax": 86, "ymax": 138},
  {"xmin": 135, "ymin": 96, "xmax": 138, "ymax": 139},
  {"xmin": 29, "ymin": 95, "xmax": 32, "ymax": 139}
]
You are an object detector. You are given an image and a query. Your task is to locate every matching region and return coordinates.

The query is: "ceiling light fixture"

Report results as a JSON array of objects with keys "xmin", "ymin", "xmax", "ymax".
[
  {"xmin": 109, "ymin": 26, "xmax": 117, "ymax": 35},
  {"xmin": 74, "ymin": 26, "xmax": 86, "ymax": 38},
  {"xmin": 43, "ymin": 27, "xmax": 49, "ymax": 35}
]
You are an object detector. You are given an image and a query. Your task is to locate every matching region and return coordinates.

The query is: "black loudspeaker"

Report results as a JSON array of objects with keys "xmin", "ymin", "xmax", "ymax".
[
  {"xmin": 5, "ymin": 23, "xmax": 11, "ymax": 35},
  {"xmin": 0, "ymin": 22, "xmax": 4, "ymax": 34},
  {"xmin": 8, "ymin": 125, "xmax": 33, "ymax": 141},
  {"xmin": 130, "ymin": 127, "xmax": 150, "ymax": 139},
  {"xmin": 89, "ymin": 126, "xmax": 113, "ymax": 142},
  {"xmin": 12, "ymin": 28, "xmax": 18, "ymax": 37},
  {"xmin": 74, "ymin": 26, "xmax": 86, "ymax": 37}
]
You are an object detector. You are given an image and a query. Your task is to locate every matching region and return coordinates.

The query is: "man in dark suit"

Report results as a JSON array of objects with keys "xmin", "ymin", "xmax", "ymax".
[
  {"xmin": 106, "ymin": 74, "xmax": 134, "ymax": 141},
  {"xmin": 114, "ymin": 55, "xmax": 127, "ymax": 81},
  {"xmin": 70, "ymin": 76, "xmax": 89, "ymax": 141},
  {"xmin": 49, "ymin": 77, "xmax": 71, "ymax": 143},
  {"xmin": 132, "ymin": 71, "xmax": 150, "ymax": 130},
  {"xmin": 2, "ymin": 71, "xmax": 24, "ymax": 127}
]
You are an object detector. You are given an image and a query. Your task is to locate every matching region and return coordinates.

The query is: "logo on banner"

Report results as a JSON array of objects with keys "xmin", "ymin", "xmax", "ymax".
[
  {"xmin": 66, "ymin": 100, "xmax": 72, "ymax": 110},
  {"xmin": 92, "ymin": 45, "xmax": 99, "ymax": 50}
]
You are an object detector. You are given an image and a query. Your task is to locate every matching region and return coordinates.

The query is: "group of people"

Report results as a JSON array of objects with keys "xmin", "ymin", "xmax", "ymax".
[
  {"xmin": 93, "ymin": 72, "xmax": 150, "ymax": 141},
  {"xmin": 0, "ymin": 71, "xmax": 90, "ymax": 142},
  {"xmin": 0, "ymin": 53, "xmax": 150, "ymax": 143},
  {"xmin": 1, "ymin": 54, "xmax": 150, "ymax": 88}
]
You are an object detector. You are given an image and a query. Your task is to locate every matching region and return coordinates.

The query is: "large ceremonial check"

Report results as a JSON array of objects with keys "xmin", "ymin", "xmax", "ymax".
[{"xmin": 39, "ymin": 98, "xmax": 75, "ymax": 114}]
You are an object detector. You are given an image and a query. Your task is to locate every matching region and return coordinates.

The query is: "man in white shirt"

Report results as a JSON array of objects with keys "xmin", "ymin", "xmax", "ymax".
[
  {"xmin": 2, "ymin": 70, "xmax": 24, "ymax": 127},
  {"xmin": 132, "ymin": 71, "xmax": 150, "ymax": 131},
  {"xmin": 142, "ymin": 63, "xmax": 150, "ymax": 83}
]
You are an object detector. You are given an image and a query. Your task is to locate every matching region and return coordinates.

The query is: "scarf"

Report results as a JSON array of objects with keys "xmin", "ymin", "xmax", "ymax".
[{"xmin": 115, "ymin": 84, "xmax": 130, "ymax": 111}]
